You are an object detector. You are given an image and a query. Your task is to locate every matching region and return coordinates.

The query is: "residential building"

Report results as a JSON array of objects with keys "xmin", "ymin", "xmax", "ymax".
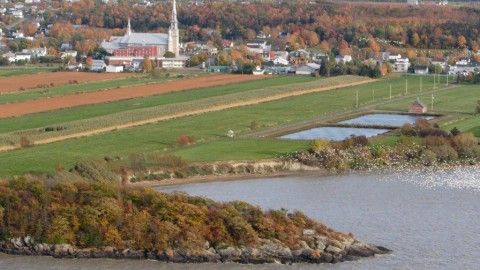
[
  {"xmin": 414, "ymin": 66, "xmax": 429, "ymax": 75},
  {"xmin": 295, "ymin": 63, "xmax": 320, "ymax": 75},
  {"xmin": 335, "ymin": 55, "xmax": 352, "ymax": 64},
  {"xmin": 90, "ymin": 60, "xmax": 107, "ymax": 71},
  {"xmin": 271, "ymin": 57, "xmax": 289, "ymax": 66},
  {"xmin": 393, "ymin": 58, "xmax": 410, "ymax": 72},
  {"xmin": 106, "ymin": 65, "xmax": 124, "ymax": 73}
]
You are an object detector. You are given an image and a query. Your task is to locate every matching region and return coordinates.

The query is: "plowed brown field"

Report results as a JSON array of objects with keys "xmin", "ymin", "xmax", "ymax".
[
  {"xmin": 0, "ymin": 74, "xmax": 264, "ymax": 118},
  {"xmin": 0, "ymin": 72, "xmax": 137, "ymax": 93}
]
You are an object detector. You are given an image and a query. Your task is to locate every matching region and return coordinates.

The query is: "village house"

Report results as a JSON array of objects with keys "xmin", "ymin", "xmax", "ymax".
[
  {"xmin": 296, "ymin": 63, "xmax": 320, "ymax": 75},
  {"xmin": 414, "ymin": 66, "xmax": 429, "ymax": 75},
  {"xmin": 393, "ymin": 58, "xmax": 410, "ymax": 72},
  {"xmin": 335, "ymin": 55, "xmax": 352, "ymax": 64},
  {"xmin": 90, "ymin": 60, "xmax": 107, "ymax": 71},
  {"xmin": 271, "ymin": 56, "xmax": 289, "ymax": 66},
  {"xmin": 106, "ymin": 65, "xmax": 124, "ymax": 73},
  {"xmin": 409, "ymin": 98, "xmax": 428, "ymax": 113}
]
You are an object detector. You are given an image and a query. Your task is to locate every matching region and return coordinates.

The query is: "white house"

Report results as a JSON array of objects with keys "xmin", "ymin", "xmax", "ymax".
[
  {"xmin": 296, "ymin": 63, "xmax": 320, "ymax": 75},
  {"xmin": 158, "ymin": 56, "xmax": 189, "ymax": 69},
  {"xmin": 22, "ymin": 47, "xmax": 47, "ymax": 57},
  {"xmin": 11, "ymin": 10, "xmax": 23, "ymax": 18},
  {"xmin": 106, "ymin": 65, "xmax": 124, "ymax": 73},
  {"xmin": 388, "ymin": 54, "xmax": 402, "ymax": 61},
  {"xmin": 272, "ymin": 57, "xmax": 289, "ymax": 66},
  {"xmin": 393, "ymin": 58, "xmax": 410, "ymax": 72},
  {"xmin": 414, "ymin": 66, "xmax": 429, "ymax": 75},
  {"xmin": 14, "ymin": 53, "xmax": 31, "ymax": 62},
  {"xmin": 90, "ymin": 60, "xmax": 107, "ymax": 71},
  {"xmin": 60, "ymin": 51, "xmax": 77, "ymax": 60},
  {"xmin": 335, "ymin": 55, "xmax": 352, "ymax": 64}
]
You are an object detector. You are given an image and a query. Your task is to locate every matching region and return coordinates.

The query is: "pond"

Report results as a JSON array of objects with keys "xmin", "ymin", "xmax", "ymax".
[
  {"xmin": 339, "ymin": 113, "xmax": 435, "ymax": 127},
  {"xmin": 279, "ymin": 126, "xmax": 390, "ymax": 141}
]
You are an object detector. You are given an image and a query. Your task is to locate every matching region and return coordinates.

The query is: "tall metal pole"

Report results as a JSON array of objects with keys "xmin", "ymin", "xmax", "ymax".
[
  {"xmin": 389, "ymin": 84, "xmax": 392, "ymax": 99},
  {"xmin": 405, "ymin": 79, "xmax": 408, "ymax": 95},
  {"xmin": 431, "ymin": 94, "xmax": 434, "ymax": 111},
  {"xmin": 447, "ymin": 74, "xmax": 449, "ymax": 86},
  {"xmin": 356, "ymin": 90, "xmax": 359, "ymax": 107}
]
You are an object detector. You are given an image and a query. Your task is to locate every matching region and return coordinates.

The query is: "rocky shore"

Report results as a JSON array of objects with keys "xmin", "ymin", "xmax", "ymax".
[{"xmin": 0, "ymin": 234, "xmax": 390, "ymax": 265}]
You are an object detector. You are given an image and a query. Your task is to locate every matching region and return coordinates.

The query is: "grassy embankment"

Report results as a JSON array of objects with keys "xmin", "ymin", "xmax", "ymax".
[{"xmin": 0, "ymin": 75, "xmax": 446, "ymax": 176}]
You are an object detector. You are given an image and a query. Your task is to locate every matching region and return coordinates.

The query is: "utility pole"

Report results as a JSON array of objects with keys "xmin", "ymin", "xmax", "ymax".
[
  {"xmin": 373, "ymin": 89, "xmax": 375, "ymax": 102},
  {"xmin": 356, "ymin": 90, "xmax": 359, "ymax": 107},
  {"xmin": 447, "ymin": 74, "xmax": 449, "ymax": 86},
  {"xmin": 389, "ymin": 84, "xmax": 392, "ymax": 99},
  {"xmin": 431, "ymin": 94, "xmax": 434, "ymax": 111},
  {"xmin": 405, "ymin": 79, "xmax": 408, "ymax": 95}
]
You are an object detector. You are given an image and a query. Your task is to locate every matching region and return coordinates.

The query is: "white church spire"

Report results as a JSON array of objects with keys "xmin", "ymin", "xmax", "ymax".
[
  {"xmin": 168, "ymin": 0, "xmax": 180, "ymax": 57},
  {"xmin": 127, "ymin": 17, "xmax": 132, "ymax": 35}
]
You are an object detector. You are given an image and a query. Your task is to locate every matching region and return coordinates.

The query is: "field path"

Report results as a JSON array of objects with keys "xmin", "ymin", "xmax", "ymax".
[
  {"xmin": 0, "ymin": 78, "xmax": 375, "ymax": 152},
  {"xmin": 0, "ymin": 72, "xmax": 138, "ymax": 93},
  {"xmin": 0, "ymin": 74, "xmax": 264, "ymax": 118}
]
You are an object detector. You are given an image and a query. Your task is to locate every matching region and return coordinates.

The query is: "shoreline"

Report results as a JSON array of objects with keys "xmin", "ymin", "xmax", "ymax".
[{"xmin": 132, "ymin": 160, "xmax": 479, "ymax": 188}]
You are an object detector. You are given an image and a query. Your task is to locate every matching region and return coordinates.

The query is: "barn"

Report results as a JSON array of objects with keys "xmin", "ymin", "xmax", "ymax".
[{"xmin": 408, "ymin": 98, "xmax": 427, "ymax": 113}]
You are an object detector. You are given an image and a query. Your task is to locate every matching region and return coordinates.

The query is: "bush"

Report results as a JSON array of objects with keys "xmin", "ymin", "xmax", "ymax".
[
  {"xmin": 344, "ymin": 135, "xmax": 369, "ymax": 148},
  {"xmin": 451, "ymin": 132, "xmax": 480, "ymax": 158},
  {"xmin": 450, "ymin": 127, "xmax": 461, "ymax": 136},
  {"xmin": 420, "ymin": 149, "xmax": 437, "ymax": 166},
  {"xmin": 418, "ymin": 128, "xmax": 448, "ymax": 138},
  {"xmin": 249, "ymin": 121, "xmax": 258, "ymax": 130},
  {"xmin": 309, "ymin": 138, "xmax": 332, "ymax": 153},
  {"xmin": 401, "ymin": 123, "xmax": 417, "ymax": 136},
  {"xmin": 175, "ymin": 134, "xmax": 195, "ymax": 146},
  {"xmin": 414, "ymin": 118, "xmax": 431, "ymax": 130},
  {"xmin": 425, "ymin": 136, "xmax": 458, "ymax": 161},
  {"xmin": 20, "ymin": 136, "xmax": 33, "ymax": 148}
]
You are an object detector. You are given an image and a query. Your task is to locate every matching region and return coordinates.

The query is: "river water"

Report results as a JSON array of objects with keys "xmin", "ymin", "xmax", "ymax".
[{"xmin": 1, "ymin": 166, "xmax": 480, "ymax": 269}]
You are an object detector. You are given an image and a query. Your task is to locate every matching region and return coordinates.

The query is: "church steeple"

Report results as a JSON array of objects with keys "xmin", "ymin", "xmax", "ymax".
[
  {"xmin": 168, "ymin": 0, "xmax": 179, "ymax": 57},
  {"xmin": 127, "ymin": 18, "xmax": 132, "ymax": 36}
]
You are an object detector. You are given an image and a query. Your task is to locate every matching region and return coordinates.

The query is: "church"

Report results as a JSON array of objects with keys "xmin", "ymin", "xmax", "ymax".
[{"xmin": 102, "ymin": 0, "xmax": 187, "ymax": 69}]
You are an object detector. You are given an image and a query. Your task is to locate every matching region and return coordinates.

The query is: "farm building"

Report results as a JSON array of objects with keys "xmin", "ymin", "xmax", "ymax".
[
  {"xmin": 106, "ymin": 65, "xmax": 124, "ymax": 73},
  {"xmin": 296, "ymin": 63, "xmax": 320, "ymax": 75},
  {"xmin": 408, "ymin": 98, "xmax": 427, "ymax": 113},
  {"xmin": 414, "ymin": 66, "xmax": 429, "ymax": 74}
]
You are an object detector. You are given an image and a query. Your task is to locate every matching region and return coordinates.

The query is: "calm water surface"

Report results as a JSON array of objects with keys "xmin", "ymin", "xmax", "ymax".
[
  {"xmin": 280, "ymin": 127, "xmax": 390, "ymax": 141},
  {"xmin": 339, "ymin": 113, "xmax": 435, "ymax": 127},
  {"xmin": 1, "ymin": 166, "xmax": 479, "ymax": 270}
]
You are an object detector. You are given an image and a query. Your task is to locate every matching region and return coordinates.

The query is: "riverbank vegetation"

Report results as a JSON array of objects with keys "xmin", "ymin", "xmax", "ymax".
[
  {"xmin": 0, "ymin": 173, "xmax": 391, "ymax": 264},
  {"xmin": 294, "ymin": 119, "xmax": 480, "ymax": 171}
]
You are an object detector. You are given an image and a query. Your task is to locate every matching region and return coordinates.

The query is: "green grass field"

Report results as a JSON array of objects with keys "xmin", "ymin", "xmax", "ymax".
[
  {"xmin": 0, "ymin": 76, "xmax": 184, "ymax": 105},
  {"xmin": 0, "ymin": 74, "xmax": 472, "ymax": 176},
  {"xmin": 0, "ymin": 67, "xmax": 56, "ymax": 77},
  {"xmin": 377, "ymin": 84, "xmax": 480, "ymax": 114},
  {"xmin": 0, "ymin": 76, "xmax": 316, "ymax": 135}
]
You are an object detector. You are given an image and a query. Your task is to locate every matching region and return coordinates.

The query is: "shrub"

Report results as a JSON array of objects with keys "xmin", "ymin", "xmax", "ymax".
[
  {"xmin": 451, "ymin": 132, "xmax": 480, "ymax": 158},
  {"xmin": 74, "ymin": 159, "xmax": 119, "ymax": 182},
  {"xmin": 249, "ymin": 121, "xmax": 258, "ymax": 130},
  {"xmin": 425, "ymin": 136, "xmax": 458, "ymax": 161},
  {"xmin": 309, "ymin": 138, "xmax": 332, "ymax": 153},
  {"xmin": 19, "ymin": 136, "xmax": 33, "ymax": 147},
  {"xmin": 344, "ymin": 135, "xmax": 369, "ymax": 148},
  {"xmin": 420, "ymin": 149, "xmax": 437, "ymax": 166},
  {"xmin": 175, "ymin": 134, "xmax": 195, "ymax": 146},
  {"xmin": 401, "ymin": 123, "xmax": 417, "ymax": 136},
  {"xmin": 414, "ymin": 118, "xmax": 431, "ymax": 130},
  {"xmin": 418, "ymin": 128, "xmax": 448, "ymax": 138},
  {"xmin": 450, "ymin": 127, "xmax": 461, "ymax": 136}
]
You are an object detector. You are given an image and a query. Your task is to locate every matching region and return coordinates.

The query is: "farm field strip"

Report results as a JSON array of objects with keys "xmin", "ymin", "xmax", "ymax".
[
  {"xmin": 0, "ymin": 76, "xmax": 454, "ymax": 176},
  {"xmin": 0, "ymin": 75, "xmax": 196, "ymax": 105},
  {"xmin": 0, "ymin": 76, "xmax": 315, "ymax": 134},
  {"xmin": 0, "ymin": 76, "xmax": 371, "ymax": 148},
  {"xmin": 0, "ymin": 74, "xmax": 265, "ymax": 118},
  {"xmin": 0, "ymin": 72, "xmax": 138, "ymax": 93},
  {"xmin": 0, "ymin": 67, "xmax": 56, "ymax": 77},
  {"xmin": 377, "ymin": 84, "xmax": 480, "ymax": 113}
]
